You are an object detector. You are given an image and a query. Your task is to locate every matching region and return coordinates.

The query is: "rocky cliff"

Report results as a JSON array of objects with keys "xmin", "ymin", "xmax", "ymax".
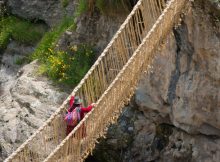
[
  {"xmin": 0, "ymin": 0, "xmax": 219, "ymax": 162},
  {"xmin": 0, "ymin": 41, "xmax": 68, "ymax": 161},
  {"xmin": 87, "ymin": 1, "xmax": 220, "ymax": 162},
  {"xmin": 0, "ymin": 0, "xmax": 127, "ymax": 160},
  {"xmin": 4, "ymin": 0, "xmax": 76, "ymax": 27}
]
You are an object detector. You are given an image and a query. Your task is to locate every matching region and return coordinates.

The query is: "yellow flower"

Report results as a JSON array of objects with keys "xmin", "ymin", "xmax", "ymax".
[
  {"xmin": 70, "ymin": 45, "xmax": 77, "ymax": 52},
  {"xmin": 62, "ymin": 65, "xmax": 67, "ymax": 69},
  {"xmin": 48, "ymin": 48, "xmax": 53, "ymax": 53}
]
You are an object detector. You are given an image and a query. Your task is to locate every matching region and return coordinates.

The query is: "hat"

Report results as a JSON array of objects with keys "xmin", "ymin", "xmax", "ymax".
[{"xmin": 74, "ymin": 96, "xmax": 81, "ymax": 105}]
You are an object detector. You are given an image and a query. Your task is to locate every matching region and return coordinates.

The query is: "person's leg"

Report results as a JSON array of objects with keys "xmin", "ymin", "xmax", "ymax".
[{"xmin": 66, "ymin": 125, "xmax": 75, "ymax": 136}]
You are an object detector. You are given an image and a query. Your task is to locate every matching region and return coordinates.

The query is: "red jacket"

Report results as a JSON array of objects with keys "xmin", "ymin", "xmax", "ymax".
[
  {"xmin": 68, "ymin": 96, "xmax": 93, "ymax": 120},
  {"xmin": 79, "ymin": 105, "xmax": 93, "ymax": 119},
  {"xmin": 69, "ymin": 96, "xmax": 75, "ymax": 108},
  {"xmin": 66, "ymin": 96, "xmax": 93, "ymax": 135}
]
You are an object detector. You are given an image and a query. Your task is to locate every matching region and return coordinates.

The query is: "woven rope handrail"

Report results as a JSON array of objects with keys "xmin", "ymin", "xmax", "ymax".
[
  {"xmin": 43, "ymin": 0, "xmax": 189, "ymax": 161},
  {"xmin": 4, "ymin": 0, "xmax": 190, "ymax": 161}
]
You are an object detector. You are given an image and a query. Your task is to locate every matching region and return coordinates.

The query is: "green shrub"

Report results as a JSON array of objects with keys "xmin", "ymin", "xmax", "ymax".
[
  {"xmin": 12, "ymin": 20, "xmax": 45, "ymax": 44},
  {"xmin": 32, "ymin": 17, "xmax": 75, "ymax": 62},
  {"xmin": 75, "ymin": 0, "xmax": 88, "ymax": 17},
  {"xmin": 15, "ymin": 55, "xmax": 32, "ymax": 65},
  {"xmin": 75, "ymin": 0, "xmax": 130, "ymax": 16},
  {"xmin": 43, "ymin": 44, "xmax": 95, "ymax": 86},
  {"xmin": 0, "ymin": 16, "xmax": 45, "ymax": 49},
  {"xmin": 61, "ymin": 0, "xmax": 69, "ymax": 8},
  {"xmin": 0, "ymin": 30, "xmax": 10, "ymax": 49},
  {"xmin": 31, "ymin": 16, "xmax": 93, "ymax": 87},
  {"xmin": 95, "ymin": 0, "xmax": 105, "ymax": 13},
  {"xmin": 15, "ymin": 57, "xmax": 26, "ymax": 65}
]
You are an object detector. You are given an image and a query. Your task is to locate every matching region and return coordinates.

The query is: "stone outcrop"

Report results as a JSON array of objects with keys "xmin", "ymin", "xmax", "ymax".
[
  {"xmin": 4, "ymin": 0, "xmax": 76, "ymax": 27},
  {"xmin": 0, "ymin": 41, "xmax": 68, "ymax": 161},
  {"xmin": 57, "ymin": 10, "xmax": 127, "ymax": 55},
  {"xmin": 89, "ymin": 103, "xmax": 220, "ymax": 162},
  {"xmin": 1, "ymin": 0, "xmax": 220, "ymax": 162},
  {"xmin": 136, "ymin": 0, "xmax": 220, "ymax": 136},
  {"xmin": 86, "ymin": 1, "xmax": 220, "ymax": 162},
  {"xmin": 0, "ymin": 3, "xmax": 127, "ymax": 160}
]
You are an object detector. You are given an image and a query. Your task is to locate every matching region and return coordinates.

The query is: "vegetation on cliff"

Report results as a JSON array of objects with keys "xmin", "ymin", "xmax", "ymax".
[
  {"xmin": 0, "ymin": 16, "xmax": 45, "ymax": 49},
  {"xmin": 0, "ymin": 4, "xmax": 95, "ymax": 87},
  {"xmin": 31, "ymin": 16, "xmax": 95, "ymax": 86},
  {"xmin": 76, "ymin": 0, "xmax": 137, "ymax": 16},
  {"xmin": 0, "ymin": 0, "xmax": 135, "ymax": 87},
  {"xmin": 0, "ymin": 0, "xmax": 137, "ymax": 87}
]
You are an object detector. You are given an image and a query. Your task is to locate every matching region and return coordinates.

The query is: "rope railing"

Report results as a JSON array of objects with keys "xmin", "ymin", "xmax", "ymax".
[
  {"xmin": 43, "ymin": 0, "xmax": 189, "ymax": 161},
  {"xmin": 4, "ymin": 0, "xmax": 190, "ymax": 161},
  {"xmin": 4, "ymin": 0, "xmax": 167, "ymax": 161}
]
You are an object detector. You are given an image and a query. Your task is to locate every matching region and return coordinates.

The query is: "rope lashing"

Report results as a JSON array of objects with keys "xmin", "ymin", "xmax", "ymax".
[{"xmin": 4, "ymin": 0, "xmax": 190, "ymax": 161}]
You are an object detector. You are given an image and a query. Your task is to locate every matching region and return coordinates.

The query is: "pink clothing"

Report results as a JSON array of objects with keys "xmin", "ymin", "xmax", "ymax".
[{"xmin": 66, "ymin": 96, "xmax": 93, "ymax": 135}]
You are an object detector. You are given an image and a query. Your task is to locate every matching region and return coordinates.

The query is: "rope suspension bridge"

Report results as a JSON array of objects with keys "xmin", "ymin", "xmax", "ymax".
[{"xmin": 5, "ymin": 0, "xmax": 190, "ymax": 161}]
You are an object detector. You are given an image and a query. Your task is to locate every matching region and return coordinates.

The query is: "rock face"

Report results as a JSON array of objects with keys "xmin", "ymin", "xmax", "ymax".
[
  {"xmin": 58, "ymin": 10, "xmax": 127, "ymax": 55},
  {"xmin": 1, "ymin": 0, "xmax": 220, "ymax": 162},
  {"xmin": 87, "ymin": 1, "xmax": 220, "ymax": 162},
  {"xmin": 89, "ymin": 105, "xmax": 220, "ymax": 162},
  {"xmin": 136, "ymin": 0, "xmax": 220, "ymax": 136},
  {"xmin": 4, "ymin": 0, "xmax": 76, "ymax": 26},
  {"xmin": 0, "ymin": 1, "xmax": 128, "ymax": 161},
  {"xmin": 0, "ymin": 41, "xmax": 68, "ymax": 161}
]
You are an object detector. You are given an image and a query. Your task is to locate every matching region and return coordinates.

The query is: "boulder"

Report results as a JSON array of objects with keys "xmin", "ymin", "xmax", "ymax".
[
  {"xmin": 136, "ymin": 0, "xmax": 220, "ymax": 136},
  {"xmin": 0, "ymin": 42, "xmax": 68, "ymax": 160},
  {"xmin": 5, "ymin": 0, "xmax": 76, "ymax": 26}
]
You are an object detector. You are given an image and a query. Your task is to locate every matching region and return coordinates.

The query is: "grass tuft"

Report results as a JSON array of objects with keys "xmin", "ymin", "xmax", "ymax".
[
  {"xmin": 61, "ymin": 0, "xmax": 69, "ymax": 8},
  {"xmin": 75, "ymin": 0, "xmax": 88, "ymax": 17},
  {"xmin": 31, "ymin": 16, "xmax": 95, "ymax": 87},
  {"xmin": 0, "ymin": 16, "xmax": 46, "ymax": 49},
  {"xmin": 43, "ymin": 45, "xmax": 95, "ymax": 86},
  {"xmin": 31, "ymin": 17, "xmax": 74, "ymax": 61}
]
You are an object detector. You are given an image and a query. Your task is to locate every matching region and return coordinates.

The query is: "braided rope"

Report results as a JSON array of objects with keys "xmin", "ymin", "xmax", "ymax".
[
  {"xmin": 44, "ymin": 0, "xmax": 189, "ymax": 162},
  {"xmin": 4, "ymin": 0, "xmax": 190, "ymax": 161}
]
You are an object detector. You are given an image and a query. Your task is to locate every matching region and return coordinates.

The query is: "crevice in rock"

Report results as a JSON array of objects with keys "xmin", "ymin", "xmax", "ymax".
[
  {"xmin": 168, "ymin": 21, "xmax": 194, "ymax": 105},
  {"xmin": 167, "ymin": 28, "xmax": 181, "ymax": 105},
  {"xmin": 13, "ymin": 98, "xmax": 35, "ymax": 115},
  {"xmin": 171, "ymin": 122, "xmax": 220, "ymax": 140},
  {"xmin": 151, "ymin": 123, "xmax": 173, "ymax": 152},
  {"xmin": 19, "ymin": 116, "xmax": 38, "ymax": 129},
  {"xmin": 198, "ymin": 133, "xmax": 220, "ymax": 140}
]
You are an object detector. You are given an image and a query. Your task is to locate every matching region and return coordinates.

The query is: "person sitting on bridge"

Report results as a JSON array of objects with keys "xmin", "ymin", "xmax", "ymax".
[{"xmin": 65, "ymin": 96, "xmax": 96, "ymax": 135}]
